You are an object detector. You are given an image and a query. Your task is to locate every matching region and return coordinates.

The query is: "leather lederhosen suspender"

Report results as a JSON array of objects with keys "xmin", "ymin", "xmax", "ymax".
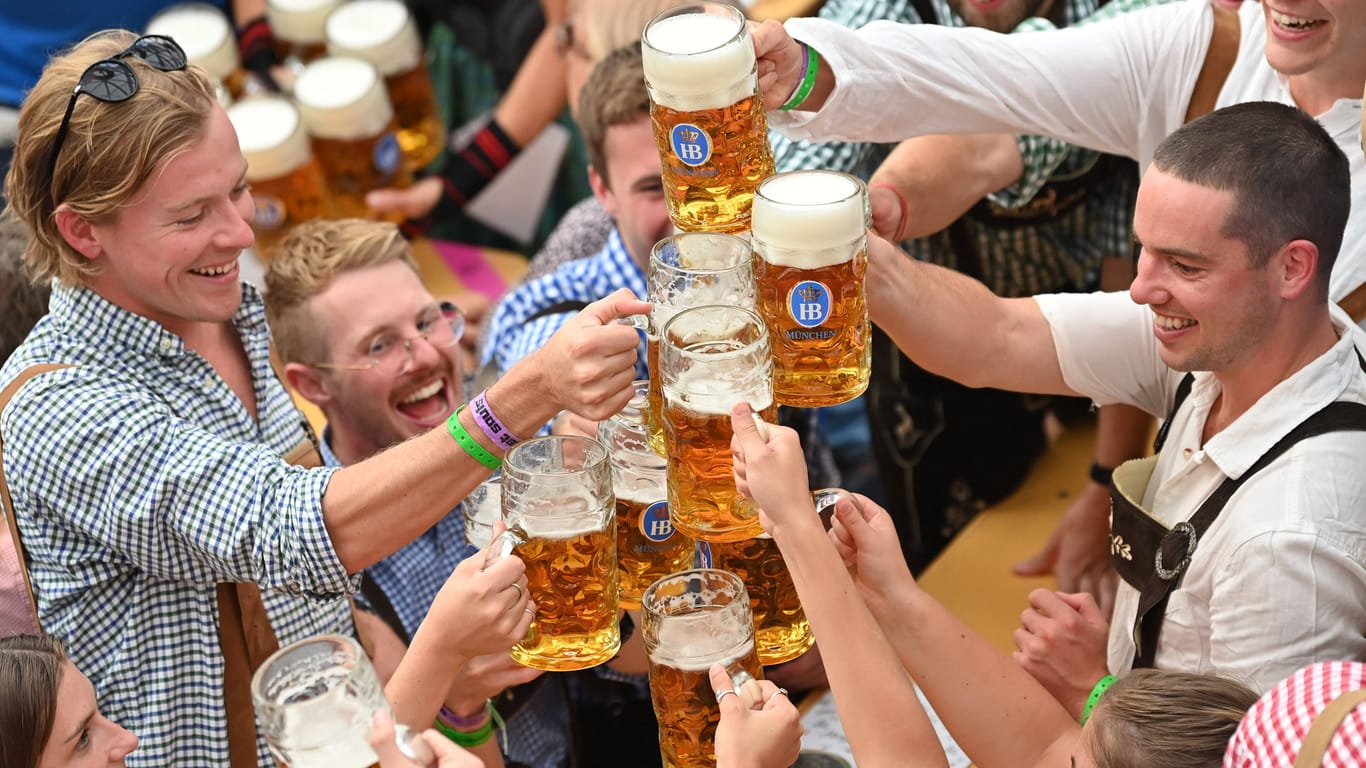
[{"xmin": 1110, "ymin": 355, "xmax": 1366, "ymax": 669}]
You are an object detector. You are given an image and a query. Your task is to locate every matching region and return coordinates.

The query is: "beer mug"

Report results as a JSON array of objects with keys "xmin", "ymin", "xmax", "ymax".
[
  {"xmin": 251, "ymin": 634, "xmax": 435, "ymax": 768},
  {"xmin": 643, "ymin": 568, "xmax": 764, "ymax": 768},
  {"xmin": 490, "ymin": 435, "xmax": 620, "ymax": 671},
  {"xmin": 462, "ymin": 471, "xmax": 501, "ymax": 552},
  {"xmin": 267, "ymin": 0, "xmax": 344, "ymax": 64},
  {"xmin": 600, "ymin": 381, "xmax": 695, "ymax": 609},
  {"xmin": 641, "ymin": 3, "xmax": 775, "ymax": 234},
  {"xmin": 145, "ymin": 3, "xmax": 242, "ymax": 102},
  {"xmin": 752, "ymin": 170, "xmax": 872, "ymax": 407},
  {"xmin": 293, "ymin": 56, "xmax": 413, "ymax": 220},
  {"xmin": 325, "ymin": 0, "xmax": 445, "ymax": 172},
  {"xmin": 660, "ymin": 305, "xmax": 775, "ymax": 543},
  {"xmin": 698, "ymin": 534, "xmax": 813, "ymax": 665},
  {"xmin": 645, "ymin": 232, "xmax": 757, "ymax": 456},
  {"xmin": 226, "ymin": 97, "xmax": 331, "ymax": 257}
]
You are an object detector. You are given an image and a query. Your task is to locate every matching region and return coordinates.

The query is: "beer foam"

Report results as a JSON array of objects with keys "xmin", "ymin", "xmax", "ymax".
[
  {"xmin": 515, "ymin": 495, "xmax": 607, "ymax": 539},
  {"xmin": 653, "ymin": 614, "xmax": 755, "ymax": 672},
  {"xmin": 227, "ymin": 97, "xmax": 312, "ymax": 181},
  {"xmin": 293, "ymin": 57, "xmax": 394, "ymax": 140},
  {"xmin": 666, "ymin": 367, "xmax": 773, "ymax": 417},
  {"xmin": 325, "ymin": 0, "xmax": 421, "ymax": 76},
  {"xmin": 615, "ymin": 475, "xmax": 668, "ymax": 505},
  {"xmin": 642, "ymin": 11, "xmax": 756, "ymax": 110},
  {"xmin": 146, "ymin": 5, "xmax": 238, "ymax": 81},
  {"xmin": 753, "ymin": 171, "xmax": 867, "ymax": 264},
  {"xmin": 268, "ymin": 0, "xmax": 344, "ymax": 43}
]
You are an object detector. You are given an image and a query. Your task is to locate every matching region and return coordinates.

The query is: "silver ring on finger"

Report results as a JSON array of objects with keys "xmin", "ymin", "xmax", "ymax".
[
  {"xmin": 765, "ymin": 688, "xmax": 789, "ymax": 705},
  {"xmin": 715, "ymin": 689, "xmax": 738, "ymax": 704}
]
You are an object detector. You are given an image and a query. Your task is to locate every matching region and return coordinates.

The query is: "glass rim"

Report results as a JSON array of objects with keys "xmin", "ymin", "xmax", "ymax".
[
  {"xmin": 249, "ymin": 633, "xmax": 366, "ymax": 706},
  {"xmin": 755, "ymin": 169, "xmax": 868, "ymax": 209},
  {"xmin": 641, "ymin": 2, "xmax": 748, "ymax": 58},
  {"xmin": 641, "ymin": 567, "xmax": 746, "ymax": 613},
  {"xmin": 659, "ymin": 304, "xmax": 768, "ymax": 364},
  {"xmin": 650, "ymin": 231, "xmax": 753, "ymax": 276},
  {"xmin": 503, "ymin": 434, "xmax": 609, "ymax": 476}
]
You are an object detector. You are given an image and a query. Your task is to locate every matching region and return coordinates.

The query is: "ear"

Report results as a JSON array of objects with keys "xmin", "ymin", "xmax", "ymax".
[
  {"xmin": 589, "ymin": 163, "xmax": 617, "ymax": 219},
  {"xmin": 283, "ymin": 361, "xmax": 333, "ymax": 407},
  {"xmin": 53, "ymin": 206, "xmax": 105, "ymax": 261},
  {"xmin": 1274, "ymin": 239, "xmax": 1320, "ymax": 301}
]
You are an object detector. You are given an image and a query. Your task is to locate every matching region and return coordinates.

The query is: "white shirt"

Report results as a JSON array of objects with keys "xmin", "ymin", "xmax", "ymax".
[
  {"xmin": 1035, "ymin": 291, "xmax": 1366, "ymax": 691},
  {"xmin": 771, "ymin": 0, "xmax": 1366, "ymax": 304}
]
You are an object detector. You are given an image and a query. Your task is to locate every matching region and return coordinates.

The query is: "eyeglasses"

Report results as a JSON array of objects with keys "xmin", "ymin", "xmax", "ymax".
[
  {"xmin": 46, "ymin": 35, "xmax": 188, "ymax": 186},
  {"xmin": 308, "ymin": 302, "xmax": 466, "ymax": 377}
]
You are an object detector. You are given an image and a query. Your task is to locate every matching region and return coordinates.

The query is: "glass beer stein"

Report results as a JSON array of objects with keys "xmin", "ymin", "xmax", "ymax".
[
  {"xmin": 752, "ymin": 169, "xmax": 871, "ymax": 407},
  {"xmin": 267, "ymin": 0, "xmax": 344, "ymax": 65},
  {"xmin": 325, "ymin": 0, "xmax": 444, "ymax": 172},
  {"xmin": 293, "ymin": 56, "xmax": 413, "ymax": 220},
  {"xmin": 251, "ymin": 634, "xmax": 434, "ymax": 768},
  {"xmin": 643, "ymin": 569, "xmax": 765, "ymax": 768},
  {"xmin": 641, "ymin": 3, "xmax": 775, "ymax": 234},
  {"xmin": 145, "ymin": 3, "xmax": 242, "ymax": 102},
  {"xmin": 226, "ymin": 96, "xmax": 331, "ymax": 258},
  {"xmin": 461, "ymin": 471, "xmax": 502, "ymax": 553},
  {"xmin": 645, "ymin": 232, "xmax": 757, "ymax": 455},
  {"xmin": 491, "ymin": 435, "xmax": 620, "ymax": 671},
  {"xmin": 599, "ymin": 381, "xmax": 695, "ymax": 609},
  {"xmin": 660, "ymin": 305, "xmax": 775, "ymax": 543},
  {"xmin": 697, "ymin": 533, "xmax": 813, "ymax": 665}
]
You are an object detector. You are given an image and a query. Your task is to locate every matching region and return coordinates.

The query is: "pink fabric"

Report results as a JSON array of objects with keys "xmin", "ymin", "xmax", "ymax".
[
  {"xmin": 1225, "ymin": 661, "xmax": 1366, "ymax": 768},
  {"xmin": 430, "ymin": 239, "xmax": 510, "ymax": 302},
  {"xmin": 0, "ymin": 519, "xmax": 39, "ymax": 636}
]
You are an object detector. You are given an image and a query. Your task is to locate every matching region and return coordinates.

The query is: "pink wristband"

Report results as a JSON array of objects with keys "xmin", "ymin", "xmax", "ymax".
[{"xmin": 470, "ymin": 391, "xmax": 520, "ymax": 450}]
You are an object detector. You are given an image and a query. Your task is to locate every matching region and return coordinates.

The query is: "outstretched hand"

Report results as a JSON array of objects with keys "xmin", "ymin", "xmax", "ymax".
[
  {"xmin": 532, "ymin": 287, "xmax": 651, "ymax": 421},
  {"xmin": 827, "ymin": 492, "xmax": 916, "ymax": 615}
]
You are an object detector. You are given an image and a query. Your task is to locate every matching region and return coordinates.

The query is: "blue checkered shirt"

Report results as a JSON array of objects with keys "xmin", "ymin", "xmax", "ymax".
[
  {"xmin": 481, "ymin": 228, "xmax": 649, "ymax": 379},
  {"xmin": 0, "ymin": 281, "xmax": 356, "ymax": 767}
]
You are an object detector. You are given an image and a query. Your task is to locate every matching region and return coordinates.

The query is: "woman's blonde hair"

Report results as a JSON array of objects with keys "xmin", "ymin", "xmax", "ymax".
[
  {"xmin": 264, "ymin": 218, "xmax": 418, "ymax": 365},
  {"xmin": 3, "ymin": 30, "xmax": 217, "ymax": 288},
  {"xmin": 1086, "ymin": 669, "xmax": 1258, "ymax": 768}
]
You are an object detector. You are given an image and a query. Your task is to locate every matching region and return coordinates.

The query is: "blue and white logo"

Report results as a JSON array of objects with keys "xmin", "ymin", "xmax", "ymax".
[
  {"xmin": 694, "ymin": 541, "xmax": 714, "ymax": 569},
  {"xmin": 670, "ymin": 123, "xmax": 711, "ymax": 167},
  {"xmin": 373, "ymin": 132, "xmax": 402, "ymax": 175},
  {"xmin": 639, "ymin": 501, "xmax": 675, "ymax": 542},
  {"xmin": 252, "ymin": 196, "xmax": 287, "ymax": 230},
  {"xmin": 788, "ymin": 281, "xmax": 832, "ymax": 328}
]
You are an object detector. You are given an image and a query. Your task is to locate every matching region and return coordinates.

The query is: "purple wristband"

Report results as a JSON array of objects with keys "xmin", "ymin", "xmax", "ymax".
[
  {"xmin": 439, "ymin": 702, "xmax": 491, "ymax": 731},
  {"xmin": 470, "ymin": 391, "xmax": 520, "ymax": 450}
]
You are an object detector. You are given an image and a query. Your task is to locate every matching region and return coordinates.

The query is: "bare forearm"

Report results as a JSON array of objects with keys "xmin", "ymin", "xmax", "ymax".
[
  {"xmin": 492, "ymin": 28, "xmax": 568, "ymax": 147},
  {"xmin": 871, "ymin": 134, "xmax": 1024, "ymax": 239},
  {"xmin": 1093, "ymin": 404, "xmax": 1153, "ymax": 468}
]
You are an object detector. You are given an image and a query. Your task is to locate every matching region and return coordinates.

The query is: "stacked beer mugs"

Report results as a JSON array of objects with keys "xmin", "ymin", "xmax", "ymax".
[
  {"xmin": 292, "ymin": 55, "xmax": 413, "ymax": 221},
  {"xmin": 226, "ymin": 96, "xmax": 332, "ymax": 257},
  {"xmin": 643, "ymin": 569, "xmax": 764, "ymax": 768},
  {"xmin": 641, "ymin": 3, "xmax": 775, "ymax": 234},
  {"xmin": 146, "ymin": 3, "xmax": 243, "ymax": 104},
  {"xmin": 752, "ymin": 170, "xmax": 872, "ymax": 407},
  {"xmin": 266, "ymin": 0, "xmax": 344, "ymax": 65},
  {"xmin": 324, "ymin": 0, "xmax": 445, "ymax": 172},
  {"xmin": 644, "ymin": 232, "xmax": 758, "ymax": 455},
  {"xmin": 599, "ymin": 381, "xmax": 695, "ymax": 609},
  {"xmin": 492, "ymin": 436, "xmax": 620, "ymax": 671}
]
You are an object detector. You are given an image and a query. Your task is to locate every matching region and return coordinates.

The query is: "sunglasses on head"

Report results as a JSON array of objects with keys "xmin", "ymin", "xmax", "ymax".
[{"xmin": 46, "ymin": 35, "xmax": 188, "ymax": 186}]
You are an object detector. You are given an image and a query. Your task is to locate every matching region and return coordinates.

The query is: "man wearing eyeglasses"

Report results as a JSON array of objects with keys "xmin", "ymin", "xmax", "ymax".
[
  {"xmin": 0, "ymin": 31, "xmax": 647, "ymax": 766},
  {"xmin": 264, "ymin": 218, "xmax": 572, "ymax": 768}
]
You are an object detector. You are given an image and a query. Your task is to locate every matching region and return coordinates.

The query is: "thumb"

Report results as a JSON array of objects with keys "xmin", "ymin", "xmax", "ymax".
[
  {"xmin": 1012, "ymin": 537, "xmax": 1059, "ymax": 576},
  {"xmin": 833, "ymin": 494, "xmax": 877, "ymax": 547},
  {"xmin": 579, "ymin": 288, "xmax": 652, "ymax": 327},
  {"xmin": 1057, "ymin": 590, "xmax": 1105, "ymax": 624},
  {"xmin": 709, "ymin": 664, "xmax": 742, "ymax": 714},
  {"xmin": 729, "ymin": 401, "xmax": 768, "ymax": 454}
]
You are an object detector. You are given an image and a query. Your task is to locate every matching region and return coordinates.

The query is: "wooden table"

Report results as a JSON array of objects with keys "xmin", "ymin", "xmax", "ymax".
[{"xmin": 748, "ymin": 0, "xmax": 826, "ymax": 21}]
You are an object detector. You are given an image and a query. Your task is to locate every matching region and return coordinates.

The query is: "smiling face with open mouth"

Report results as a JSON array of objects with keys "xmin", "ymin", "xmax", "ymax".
[
  {"xmin": 1260, "ymin": 0, "xmax": 1366, "ymax": 87},
  {"xmin": 304, "ymin": 260, "xmax": 465, "ymax": 462}
]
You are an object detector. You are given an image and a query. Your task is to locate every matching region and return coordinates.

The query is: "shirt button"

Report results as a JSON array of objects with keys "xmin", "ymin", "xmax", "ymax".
[
  {"xmin": 1182, "ymin": 448, "xmax": 1193, "ymax": 459},
  {"xmin": 286, "ymin": 580, "xmax": 302, "ymax": 595},
  {"xmin": 158, "ymin": 337, "xmax": 173, "ymax": 352},
  {"xmin": 203, "ymin": 375, "xmax": 216, "ymax": 390}
]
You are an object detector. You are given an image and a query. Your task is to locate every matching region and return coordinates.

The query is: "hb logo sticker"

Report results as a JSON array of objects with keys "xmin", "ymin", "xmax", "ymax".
[
  {"xmin": 670, "ymin": 123, "xmax": 711, "ymax": 167},
  {"xmin": 788, "ymin": 281, "xmax": 832, "ymax": 328},
  {"xmin": 639, "ymin": 501, "xmax": 675, "ymax": 542}
]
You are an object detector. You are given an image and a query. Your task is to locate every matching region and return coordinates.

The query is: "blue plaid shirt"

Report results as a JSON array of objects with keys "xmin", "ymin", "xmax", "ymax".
[
  {"xmin": 0, "ymin": 281, "xmax": 355, "ymax": 767},
  {"xmin": 481, "ymin": 228, "xmax": 649, "ymax": 379}
]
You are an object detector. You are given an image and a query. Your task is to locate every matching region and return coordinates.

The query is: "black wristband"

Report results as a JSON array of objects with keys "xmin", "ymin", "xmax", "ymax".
[
  {"xmin": 1089, "ymin": 461, "xmax": 1114, "ymax": 487},
  {"xmin": 404, "ymin": 119, "xmax": 521, "ymax": 236}
]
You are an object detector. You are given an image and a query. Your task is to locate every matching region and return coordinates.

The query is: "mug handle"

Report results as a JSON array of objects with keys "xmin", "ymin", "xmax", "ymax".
[
  {"xmin": 394, "ymin": 723, "xmax": 437, "ymax": 767},
  {"xmin": 481, "ymin": 527, "xmax": 525, "ymax": 571},
  {"xmin": 615, "ymin": 313, "xmax": 651, "ymax": 332},
  {"xmin": 812, "ymin": 488, "xmax": 862, "ymax": 533}
]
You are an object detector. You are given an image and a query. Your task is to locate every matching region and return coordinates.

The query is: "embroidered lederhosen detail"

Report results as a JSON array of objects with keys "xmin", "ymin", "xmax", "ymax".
[{"xmin": 1110, "ymin": 354, "xmax": 1366, "ymax": 669}]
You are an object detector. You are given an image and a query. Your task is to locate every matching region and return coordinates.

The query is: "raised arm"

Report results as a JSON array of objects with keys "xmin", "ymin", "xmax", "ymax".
[{"xmin": 867, "ymin": 133, "xmax": 1024, "ymax": 241}]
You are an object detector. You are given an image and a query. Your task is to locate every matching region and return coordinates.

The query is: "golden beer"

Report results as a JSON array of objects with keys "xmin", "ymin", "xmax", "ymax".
[
  {"xmin": 643, "ymin": 569, "xmax": 764, "ymax": 768},
  {"xmin": 293, "ymin": 56, "xmax": 413, "ymax": 221},
  {"xmin": 645, "ymin": 233, "xmax": 756, "ymax": 455},
  {"xmin": 700, "ymin": 535, "xmax": 813, "ymax": 664},
  {"xmin": 325, "ymin": 0, "xmax": 445, "ymax": 172},
  {"xmin": 601, "ymin": 382, "xmax": 695, "ymax": 608},
  {"xmin": 642, "ymin": 4, "xmax": 775, "ymax": 234},
  {"xmin": 145, "ymin": 3, "xmax": 244, "ymax": 102},
  {"xmin": 227, "ymin": 97, "xmax": 331, "ymax": 258},
  {"xmin": 500, "ymin": 436, "xmax": 620, "ymax": 671},
  {"xmin": 660, "ymin": 305, "xmax": 775, "ymax": 543},
  {"xmin": 267, "ymin": 0, "xmax": 343, "ymax": 64},
  {"xmin": 752, "ymin": 170, "xmax": 872, "ymax": 407},
  {"xmin": 510, "ymin": 517, "xmax": 621, "ymax": 671}
]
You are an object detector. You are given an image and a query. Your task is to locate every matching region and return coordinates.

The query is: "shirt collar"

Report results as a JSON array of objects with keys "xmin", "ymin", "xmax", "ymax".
[
  {"xmin": 1201, "ymin": 310, "xmax": 1366, "ymax": 479},
  {"xmin": 603, "ymin": 228, "xmax": 648, "ymax": 285}
]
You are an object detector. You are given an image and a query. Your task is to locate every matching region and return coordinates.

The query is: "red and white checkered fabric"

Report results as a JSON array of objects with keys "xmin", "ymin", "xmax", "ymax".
[{"xmin": 1224, "ymin": 661, "xmax": 1366, "ymax": 768}]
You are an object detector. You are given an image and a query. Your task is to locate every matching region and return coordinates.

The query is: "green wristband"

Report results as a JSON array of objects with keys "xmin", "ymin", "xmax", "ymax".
[
  {"xmin": 432, "ymin": 714, "xmax": 495, "ymax": 747},
  {"xmin": 447, "ymin": 405, "xmax": 502, "ymax": 470},
  {"xmin": 1080, "ymin": 674, "xmax": 1117, "ymax": 726},
  {"xmin": 779, "ymin": 42, "xmax": 820, "ymax": 111}
]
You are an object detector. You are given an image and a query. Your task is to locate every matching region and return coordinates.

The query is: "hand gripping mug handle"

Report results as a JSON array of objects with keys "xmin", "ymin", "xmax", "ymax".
[
  {"xmin": 481, "ymin": 527, "xmax": 525, "ymax": 571},
  {"xmin": 394, "ymin": 724, "xmax": 437, "ymax": 767}
]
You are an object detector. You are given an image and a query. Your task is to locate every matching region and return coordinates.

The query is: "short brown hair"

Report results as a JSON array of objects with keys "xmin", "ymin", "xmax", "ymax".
[
  {"xmin": 3, "ymin": 30, "xmax": 218, "ymax": 289},
  {"xmin": 264, "ymin": 218, "xmax": 418, "ymax": 365},
  {"xmin": 0, "ymin": 216, "xmax": 49, "ymax": 364},
  {"xmin": 576, "ymin": 45, "xmax": 650, "ymax": 187},
  {"xmin": 0, "ymin": 634, "xmax": 67, "ymax": 768},
  {"xmin": 1086, "ymin": 669, "xmax": 1258, "ymax": 768}
]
